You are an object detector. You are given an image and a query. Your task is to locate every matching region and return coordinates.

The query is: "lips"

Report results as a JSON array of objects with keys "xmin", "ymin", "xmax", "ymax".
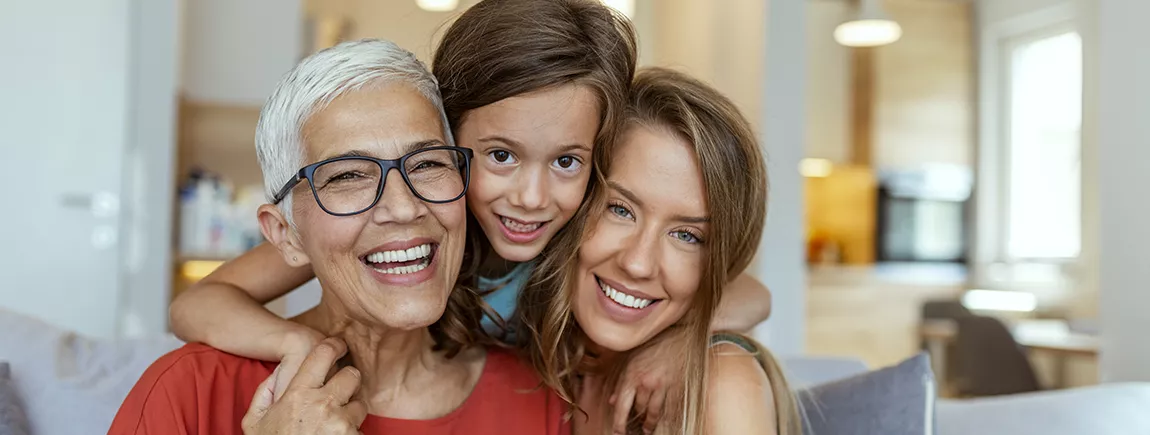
[
  {"xmin": 595, "ymin": 275, "xmax": 662, "ymax": 310},
  {"xmin": 495, "ymin": 214, "xmax": 550, "ymax": 244},
  {"xmin": 360, "ymin": 238, "xmax": 439, "ymax": 285},
  {"xmin": 364, "ymin": 243, "xmax": 435, "ymax": 275}
]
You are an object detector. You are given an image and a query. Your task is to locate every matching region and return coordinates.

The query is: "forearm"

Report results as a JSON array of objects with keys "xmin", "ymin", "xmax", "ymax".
[
  {"xmin": 711, "ymin": 273, "xmax": 772, "ymax": 332},
  {"xmin": 170, "ymin": 283, "xmax": 319, "ymax": 361}
]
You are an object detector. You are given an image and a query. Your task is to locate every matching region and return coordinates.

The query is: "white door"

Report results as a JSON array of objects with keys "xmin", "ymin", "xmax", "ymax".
[{"xmin": 0, "ymin": 0, "xmax": 133, "ymax": 338}]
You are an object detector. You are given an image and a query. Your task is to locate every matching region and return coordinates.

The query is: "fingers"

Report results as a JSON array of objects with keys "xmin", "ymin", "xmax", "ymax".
[
  {"xmin": 643, "ymin": 389, "xmax": 667, "ymax": 434},
  {"xmin": 287, "ymin": 337, "xmax": 348, "ymax": 391},
  {"xmin": 343, "ymin": 399, "xmax": 369, "ymax": 428},
  {"xmin": 632, "ymin": 386, "xmax": 652, "ymax": 424},
  {"xmin": 273, "ymin": 353, "xmax": 309, "ymax": 401},
  {"xmin": 323, "ymin": 365, "xmax": 363, "ymax": 405},
  {"xmin": 611, "ymin": 386, "xmax": 636, "ymax": 435},
  {"xmin": 243, "ymin": 368, "xmax": 278, "ymax": 430}
]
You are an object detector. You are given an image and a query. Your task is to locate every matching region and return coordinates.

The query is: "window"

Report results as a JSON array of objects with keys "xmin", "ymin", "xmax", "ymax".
[{"xmin": 1001, "ymin": 28, "xmax": 1082, "ymax": 260}]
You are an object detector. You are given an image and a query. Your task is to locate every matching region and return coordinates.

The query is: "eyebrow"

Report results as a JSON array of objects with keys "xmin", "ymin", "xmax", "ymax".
[
  {"xmin": 607, "ymin": 181, "xmax": 709, "ymax": 224},
  {"xmin": 320, "ymin": 139, "xmax": 446, "ymax": 160},
  {"xmin": 478, "ymin": 136, "xmax": 591, "ymax": 154}
]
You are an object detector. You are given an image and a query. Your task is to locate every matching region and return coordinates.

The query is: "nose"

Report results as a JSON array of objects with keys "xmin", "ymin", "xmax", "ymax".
[
  {"xmin": 616, "ymin": 227, "xmax": 660, "ymax": 281},
  {"xmin": 508, "ymin": 167, "xmax": 549, "ymax": 211},
  {"xmin": 371, "ymin": 169, "xmax": 427, "ymax": 224}
]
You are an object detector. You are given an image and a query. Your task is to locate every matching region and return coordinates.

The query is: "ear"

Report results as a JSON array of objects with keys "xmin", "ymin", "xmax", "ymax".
[{"xmin": 258, "ymin": 203, "xmax": 311, "ymax": 267}]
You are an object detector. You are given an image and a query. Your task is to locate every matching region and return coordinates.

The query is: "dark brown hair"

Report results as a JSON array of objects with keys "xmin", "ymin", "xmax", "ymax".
[
  {"xmin": 517, "ymin": 67, "xmax": 799, "ymax": 434},
  {"xmin": 432, "ymin": 0, "xmax": 638, "ymax": 331}
]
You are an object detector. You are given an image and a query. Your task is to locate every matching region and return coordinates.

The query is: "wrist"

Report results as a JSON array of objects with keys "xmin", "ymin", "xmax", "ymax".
[{"xmin": 276, "ymin": 327, "xmax": 323, "ymax": 360}]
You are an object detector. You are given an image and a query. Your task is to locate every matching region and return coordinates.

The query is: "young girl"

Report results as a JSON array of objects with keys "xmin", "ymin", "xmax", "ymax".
[
  {"xmin": 170, "ymin": 0, "xmax": 773, "ymax": 427},
  {"xmin": 519, "ymin": 67, "xmax": 801, "ymax": 435}
]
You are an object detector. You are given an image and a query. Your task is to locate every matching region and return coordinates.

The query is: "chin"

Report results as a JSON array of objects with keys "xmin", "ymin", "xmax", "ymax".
[
  {"xmin": 490, "ymin": 240, "xmax": 546, "ymax": 263},
  {"xmin": 572, "ymin": 299, "xmax": 647, "ymax": 353},
  {"xmin": 584, "ymin": 326, "xmax": 643, "ymax": 352},
  {"xmin": 365, "ymin": 294, "xmax": 450, "ymax": 330}
]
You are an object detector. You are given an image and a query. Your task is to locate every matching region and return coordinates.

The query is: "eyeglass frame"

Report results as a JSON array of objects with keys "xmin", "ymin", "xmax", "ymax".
[{"xmin": 270, "ymin": 145, "xmax": 474, "ymax": 217}]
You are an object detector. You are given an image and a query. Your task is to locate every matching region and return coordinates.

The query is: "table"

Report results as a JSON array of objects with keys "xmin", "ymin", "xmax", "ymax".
[{"xmin": 919, "ymin": 318, "xmax": 1099, "ymax": 390}]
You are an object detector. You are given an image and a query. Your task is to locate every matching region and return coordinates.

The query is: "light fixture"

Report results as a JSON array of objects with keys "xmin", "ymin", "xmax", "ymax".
[
  {"xmin": 599, "ymin": 0, "xmax": 635, "ymax": 18},
  {"xmin": 800, "ymin": 158, "xmax": 834, "ymax": 178},
  {"xmin": 834, "ymin": 0, "xmax": 902, "ymax": 47},
  {"xmin": 416, "ymin": 0, "xmax": 459, "ymax": 12}
]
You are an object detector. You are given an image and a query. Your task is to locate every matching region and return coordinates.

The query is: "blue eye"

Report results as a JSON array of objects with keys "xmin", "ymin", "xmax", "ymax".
[
  {"xmin": 608, "ymin": 203, "xmax": 634, "ymax": 220},
  {"xmin": 671, "ymin": 230, "xmax": 701, "ymax": 244}
]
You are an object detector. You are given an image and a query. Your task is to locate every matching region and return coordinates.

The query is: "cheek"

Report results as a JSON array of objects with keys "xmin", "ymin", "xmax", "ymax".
[
  {"xmin": 296, "ymin": 212, "xmax": 364, "ymax": 259},
  {"xmin": 466, "ymin": 165, "xmax": 505, "ymax": 205},
  {"xmin": 578, "ymin": 219, "xmax": 618, "ymax": 266},
  {"xmin": 553, "ymin": 175, "xmax": 590, "ymax": 215},
  {"xmin": 665, "ymin": 252, "xmax": 704, "ymax": 302},
  {"xmin": 430, "ymin": 202, "xmax": 468, "ymax": 233}
]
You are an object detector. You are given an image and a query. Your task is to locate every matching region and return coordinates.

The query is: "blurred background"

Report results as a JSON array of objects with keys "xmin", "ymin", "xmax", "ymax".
[{"xmin": 2, "ymin": 0, "xmax": 1148, "ymax": 401}]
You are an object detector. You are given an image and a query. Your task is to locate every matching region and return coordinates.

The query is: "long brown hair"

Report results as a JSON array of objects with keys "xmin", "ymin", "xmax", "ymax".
[
  {"xmin": 432, "ymin": 0, "xmax": 638, "ymax": 301},
  {"xmin": 517, "ymin": 67, "xmax": 800, "ymax": 434}
]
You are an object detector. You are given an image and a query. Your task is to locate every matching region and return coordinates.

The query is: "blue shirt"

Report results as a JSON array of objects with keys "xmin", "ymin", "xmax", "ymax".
[{"xmin": 478, "ymin": 261, "xmax": 536, "ymax": 336}]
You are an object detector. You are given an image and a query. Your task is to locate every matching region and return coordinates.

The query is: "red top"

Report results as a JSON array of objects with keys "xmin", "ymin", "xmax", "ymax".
[{"xmin": 109, "ymin": 344, "xmax": 570, "ymax": 435}]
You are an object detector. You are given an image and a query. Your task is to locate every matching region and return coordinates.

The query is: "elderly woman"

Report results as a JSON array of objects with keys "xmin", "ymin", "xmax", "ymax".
[{"xmin": 109, "ymin": 40, "xmax": 567, "ymax": 435}]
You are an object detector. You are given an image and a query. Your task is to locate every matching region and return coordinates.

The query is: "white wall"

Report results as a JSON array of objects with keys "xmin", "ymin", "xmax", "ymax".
[
  {"xmin": 1095, "ymin": 0, "xmax": 1150, "ymax": 383},
  {"xmin": 752, "ymin": 0, "xmax": 807, "ymax": 356},
  {"xmin": 119, "ymin": 0, "xmax": 181, "ymax": 337},
  {"xmin": 182, "ymin": 0, "xmax": 303, "ymax": 106},
  {"xmin": 805, "ymin": 2, "xmax": 852, "ymax": 163}
]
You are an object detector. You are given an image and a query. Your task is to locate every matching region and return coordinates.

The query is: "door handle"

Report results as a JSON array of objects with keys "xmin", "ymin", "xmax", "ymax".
[{"xmin": 59, "ymin": 191, "xmax": 119, "ymax": 218}]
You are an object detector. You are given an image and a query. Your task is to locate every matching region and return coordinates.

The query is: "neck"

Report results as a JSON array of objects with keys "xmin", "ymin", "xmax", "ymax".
[
  {"xmin": 476, "ymin": 243, "xmax": 519, "ymax": 277},
  {"xmin": 295, "ymin": 295, "xmax": 452, "ymax": 413}
]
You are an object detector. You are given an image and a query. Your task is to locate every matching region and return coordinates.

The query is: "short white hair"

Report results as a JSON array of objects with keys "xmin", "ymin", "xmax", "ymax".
[{"xmin": 255, "ymin": 38, "xmax": 454, "ymax": 221}]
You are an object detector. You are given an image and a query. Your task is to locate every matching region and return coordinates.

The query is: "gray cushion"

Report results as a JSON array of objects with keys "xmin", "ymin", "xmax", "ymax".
[
  {"xmin": 0, "ymin": 362, "xmax": 30, "ymax": 435},
  {"xmin": 797, "ymin": 352, "xmax": 936, "ymax": 435}
]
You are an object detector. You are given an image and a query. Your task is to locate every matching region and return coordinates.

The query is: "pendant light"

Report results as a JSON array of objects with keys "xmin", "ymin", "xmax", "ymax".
[
  {"xmin": 416, "ymin": 0, "xmax": 459, "ymax": 12},
  {"xmin": 834, "ymin": 0, "xmax": 902, "ymax": 47}
]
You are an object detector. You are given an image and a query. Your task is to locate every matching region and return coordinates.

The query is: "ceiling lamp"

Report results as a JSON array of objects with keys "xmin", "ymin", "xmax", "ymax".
[
  {"xmin": 599, "ymin": 0, "xmax": 635, "ymax": 18},
  {"xmin": 834, "ymin": 0, "xmax": 902, "ymax": 47},
  {"xmin": 416, "ymin": 0, "xmax": 459, "ymax": 12}
]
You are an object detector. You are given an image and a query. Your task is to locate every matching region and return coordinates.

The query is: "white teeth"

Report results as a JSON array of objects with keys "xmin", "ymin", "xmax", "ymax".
[
  {"xmin": 372, "ymin": 258, "xmax": 431, "ymax": 275},
  {"xmin": 598, "ymin": 280, "xmax": 654, "ymax": 309},
  {"xmin": 365, "ymin": 243, "xmax": 433, "ymax": 265},
  {"xmin": 501, "ymin": 216, "xmax": 544, "ymax": 233}
]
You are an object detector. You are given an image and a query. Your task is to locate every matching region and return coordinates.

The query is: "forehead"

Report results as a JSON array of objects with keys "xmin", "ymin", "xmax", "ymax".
[
  {"xmin": 610, "ymin": 125, "xmax": 708, "ymax": 216},
  {"xmin": 462, "ymin": 84, "xmax": 600, "ymax": 150},
  {"xmin": 301, "ymin": 83, "xmax": 446, "ymax": 161}
]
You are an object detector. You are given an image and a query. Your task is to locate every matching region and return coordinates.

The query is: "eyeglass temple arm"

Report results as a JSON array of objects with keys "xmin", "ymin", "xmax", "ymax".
[{"xmin": 271, "ymin": 171, "xmax": 306, "ymax": 205}]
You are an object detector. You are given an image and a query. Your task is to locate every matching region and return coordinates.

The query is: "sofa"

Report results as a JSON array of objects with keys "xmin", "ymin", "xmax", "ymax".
[{"xmin": 2, "ymin": 308, "xmax": 1149, "ymax": 435}]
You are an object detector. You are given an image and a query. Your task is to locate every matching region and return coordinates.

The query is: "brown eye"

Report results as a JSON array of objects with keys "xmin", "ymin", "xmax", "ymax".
[
  {"xmin": 552, "ymin": 155, "xmax": 583, "ymax": 172},
  {"xmin": 490, "ymin": 150, "xmax": 514, "ymax": 163}
]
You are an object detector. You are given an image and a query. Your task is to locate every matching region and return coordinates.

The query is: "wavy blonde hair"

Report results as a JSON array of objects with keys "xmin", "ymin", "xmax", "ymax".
[{"xmin": 515, "ymin": 67, "xmax": 800, "ymax": 434}]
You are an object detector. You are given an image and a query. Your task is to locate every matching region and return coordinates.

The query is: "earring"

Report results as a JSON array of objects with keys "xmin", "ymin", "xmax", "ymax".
[{"xmin": 293, "ymin": 256, "xmax": 298, "ymax": 262}]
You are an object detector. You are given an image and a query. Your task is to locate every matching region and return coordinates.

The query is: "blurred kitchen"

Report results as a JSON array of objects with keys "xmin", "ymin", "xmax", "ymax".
[
  {"xmin": 3, "ymin": 0, "xmax": 1149, "ymax": 406},
  {"xmin": 804, "ymin": 0, "xmax": 1103, "ymax": 397}
]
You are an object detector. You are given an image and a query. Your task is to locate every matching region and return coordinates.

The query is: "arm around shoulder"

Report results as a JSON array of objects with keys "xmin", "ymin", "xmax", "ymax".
[{"xmin": 711, "ymin": 273, "xmax": 772, "ymax": 332}]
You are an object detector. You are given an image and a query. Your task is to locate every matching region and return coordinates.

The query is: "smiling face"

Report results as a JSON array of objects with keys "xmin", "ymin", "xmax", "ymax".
[
  {"xmin": 571, "ymin": 124, "xmax": 709, "ymax": 352},
  {"xmin": 456, "ymin": 84, "xmax": 600, "ymax": 262},
  {"xmin": 265, "ymin": 82, "xmax": 467, "ymax": 330}
]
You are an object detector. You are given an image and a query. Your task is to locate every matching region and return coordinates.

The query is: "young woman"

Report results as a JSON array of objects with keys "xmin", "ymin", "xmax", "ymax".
[
  {"xmin": 518, "ymin": 67, "xmax": 801, "ymax": 435},
  {"xmin": 169, "ymin": 0, "xmax": 772, "ymax": 427}
]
